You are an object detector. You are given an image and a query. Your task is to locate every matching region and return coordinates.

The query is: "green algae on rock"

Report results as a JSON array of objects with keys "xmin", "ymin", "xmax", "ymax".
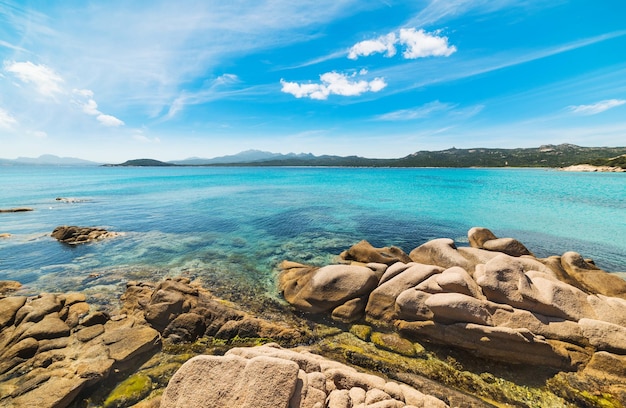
[{"xmin": 103, "ymin": 373, "xmax": 153, "ymax": 408}]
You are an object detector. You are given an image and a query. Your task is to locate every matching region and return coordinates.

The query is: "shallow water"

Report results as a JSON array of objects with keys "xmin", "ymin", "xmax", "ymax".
[{"xmin": 1, "ymin": 166, "xmax": 624, "ymax": 304}]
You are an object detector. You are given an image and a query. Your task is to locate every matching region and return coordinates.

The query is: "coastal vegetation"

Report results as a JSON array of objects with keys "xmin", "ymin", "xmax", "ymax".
[{"xmin": 108, "ymin": 144, "xmax": 626, "ymax": 169}]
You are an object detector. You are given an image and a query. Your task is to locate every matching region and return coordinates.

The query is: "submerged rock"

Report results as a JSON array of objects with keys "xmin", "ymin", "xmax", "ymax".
[
  {"xmin": 51, "ymin": 225, "xmax": 120, "ymax": 244},
  {"xmin": 122, "ymin": 277, "xmax": 301, "ymax": 344}
]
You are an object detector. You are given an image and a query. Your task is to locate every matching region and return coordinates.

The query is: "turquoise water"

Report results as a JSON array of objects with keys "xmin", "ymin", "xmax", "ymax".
[{"xmin": 0, "ymin": 166, "xmax": 624, "ymax": 304}]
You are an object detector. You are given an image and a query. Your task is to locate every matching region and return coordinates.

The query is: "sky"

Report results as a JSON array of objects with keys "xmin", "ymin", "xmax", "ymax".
[{"xmin": 1, "ymin": 0, "xmax": 626, "ymax": 162}]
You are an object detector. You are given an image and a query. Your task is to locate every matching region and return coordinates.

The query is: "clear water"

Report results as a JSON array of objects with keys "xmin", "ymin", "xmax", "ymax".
[{"xmin": 1, "ymin": 166, "xmax": 624, "ymax": 305}]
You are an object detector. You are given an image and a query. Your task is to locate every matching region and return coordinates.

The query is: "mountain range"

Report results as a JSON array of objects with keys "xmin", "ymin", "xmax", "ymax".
[{"xmin": 2, "ymin": 145, "xmax": 626, "ymax": 168}]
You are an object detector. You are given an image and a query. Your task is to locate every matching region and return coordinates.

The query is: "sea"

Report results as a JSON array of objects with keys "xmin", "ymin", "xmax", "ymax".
[{"xmin": 1, "ymin": 166, "xmax": 624, "ymax": 309}]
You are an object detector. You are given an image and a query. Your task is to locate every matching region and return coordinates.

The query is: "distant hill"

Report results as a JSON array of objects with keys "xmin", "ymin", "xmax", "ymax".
[
  {"xmin": 587, "ymin": 154, "xmax": 626, "ymax": 169},
  {"xmin": 206, "ymin": 144, "xmax": 626, "ymax": 168},
  {"xmin": 0, "ymin": 154, "xmax": 101, "ymax": 166},
  {"xmin": 6, "ymin": 145, "xmax": 626, "ymax": 168},
  {"xmin": 171, "ymin": 149, "xmax": 317, "ymax": 165},
  {"xmin": 106, "ymin": 159, "xmax": 177, "ymax": 167}
]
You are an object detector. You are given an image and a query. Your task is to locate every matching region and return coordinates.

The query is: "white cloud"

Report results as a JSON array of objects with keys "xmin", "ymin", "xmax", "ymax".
[
  {"xmin": 348, "ymin": 28, "xmax": 455, "ymax": 60},
  {"xmin": 281, "ymin": 71, "xmax": 387, "ymax": 100},
  {"xmin": 567, "ymin": 99, "xmax": 626, "ymax": 115},
  {"xmin": 72, "ymin": 89, "xmax": 125, "ymax": 126},
  {"xmin": 399, "ymin": 28, "xmax": 456, "ymax": 59},
  {"xmin": 4, "ymin": 61, "xmax": 64, "ymax": 96},
  {"xmin": 348, "ymin": 33, "xmax": 397, "ymax": 59},
  {"xmin": 0, "ymin": 108, "xmax": 18, "ymax": 129},
  {"xmin": 97, "ymin": 114, "xmax": 125, "ymax": 127}
]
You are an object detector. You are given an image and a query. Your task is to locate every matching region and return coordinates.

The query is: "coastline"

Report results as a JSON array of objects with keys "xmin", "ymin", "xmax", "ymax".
[
  {"xmin": 559, "ymin": 164, "xmax": 626, "ymax": 172},
  {"xmin": 2, "ymin": 227, "xmax": 626, "ymax": 407}
]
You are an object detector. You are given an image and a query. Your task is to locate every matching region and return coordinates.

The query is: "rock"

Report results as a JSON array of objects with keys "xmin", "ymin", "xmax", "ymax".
[
  {"xmin": 409, "ymin": 239, "xmax": 473, "ymax": 271},
  {"xmin": 560, "ymin": 252, "xmax": 626, "ymax": 299},
  {"xmin": 0, "ymin": 296, "xmax": 27, "ymax": 327},
  {"xmin": 578, "ymin": 318, "xmax": 626, "ymax": 354},
  {"xmin": 103, "ymin": 373, "xmax": 153, "ymax": 408},
  {"xmin": 0, "ymin": 280, "xmax": 22, "ymax": 295},
  {"xmin": 0, "ymin": 207, "xmax": 33, "ymax": 213},
  {"xmin": 587, "ymin": 294, "xmax": 626, "ymax": 326},
  {"xmin": 366, "ymin": 263, "xmax": 442, "ymax": 321},
  {"xmin": 424, "ymin": 293, "xmax": 493, "ymax": 326},
  {"xmin": 161, "ymin": 354, "xmax": 299, "ymax": 408},
  {"xmin": 370, "ymin": 332, "xmax": 417, "ymax": 357},
  {"xmin": 123, "ymin": 278, "xmax": 300, "ymax": 343},
  {"xmin": 397, "ymin": 320, "xmax": 573, "ymax": 369},
  {"xmin": 394, "ymin": 289, "xmax": 434, "ymax": 321},
  {"xmin": 379, "ymin": 262, "xmax": 414, "ymax": 285},
  {"xmin": 482, "ymin": 238, "xmax": 533, "ymax": 257},
  {"xmin": 468, "ymin": 227, "xmax": 533, "ymax": 257},
  {"xmin": 475, "ymin": 254, "xmax": 593, "ymax": 321},
  {"xmin": 467, "ymin": 227, "xmax": 498, "ymax": 248},
  {"xmin": 8, "ymin": 376, "xmax": 87, "ymax": 408},
  {"xmin": 163, "ymin": 313, "xmax": 206, "ymax": 342},
  {"xmin": 75, "ymin": 324, "xmax": 105, "ymax": 342},
  {"xmin": 20, "ymin": 314, "xmax": 70, "ymax": 341},
  {"xmin": 416, "ymin": 266, "xmax": 484, "ymax": 299},
  {"xmin": 51, "ymin": 225, "xmax": 120, "ymax": 244},
  {"xmin": 103, "ymin": 325, "xmax": 161, "ymax": 364},
  {"xmin": 490, "ymin": 308, "xmax": 587, "ymax": 346},
  {"xmin": 340, "ymin": 240, "xmax": 411, "ymax": 265},
  {"xmin": 161, "ymin": 344, "xmax": 449, "ymax": 408},
  {"xmin": 280, "ymin": 264, "xmax": 379, "ymax": 314},
  {"xmin": 331, "ymin": 297, "xmax": 368, "ymax": 323}
]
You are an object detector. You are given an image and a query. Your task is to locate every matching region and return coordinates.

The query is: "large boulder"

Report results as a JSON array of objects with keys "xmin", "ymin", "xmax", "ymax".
[
  {"xmin": 161, "ymin": 344, "xmax": 449, "ymax": 408},
  {"xmin": 560, "ymin": 252, "xmax": 626, "ymax": 299},
  {"xmin": 366, "ymin": 263, "xmax": 442, "ymax": 321},
  {"xmin": 468, "ymin": 227, "xmax": 533, "ymax": 257},
  {"xmin": 409, "ymin": 239, "xmax": 473, "ymax": 271},
  {"xmin": 280, "ymin": 264, "xmax": 379, "ymax": 314},
  {"xmin": 340, "ymin": 240, "xmax": 412, "ymax": 265}
]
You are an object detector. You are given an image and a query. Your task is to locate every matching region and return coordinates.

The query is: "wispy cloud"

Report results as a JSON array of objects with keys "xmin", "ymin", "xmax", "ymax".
[
  {"xmin": 0, "ymin": 108, "xmax": 18, "ymax": 129},
  {"xmin": 166, "ymin": 74, "xmax": 241, "ymax": 119},
  {"xmin": 567, "ymin": 99, "xmax": 626, "ymax": 116},
  {"xmin": 406, "ymin": 0, "xmax": 564, "ymax": 27},
  {"xmin": 375, "ymin": 101, "xmax": 484, "ymax": 121},
  {"xmin": 281, "ymin": 71, "xmax": 386, "ymax": 100},
  {"xmin": 4, "ymin": 61, "xmax": 64, "ymax": 97},
  {"xmin": 348, "ymin": 28, "xmax": 455, "ymax": 60},
  {"xmin": 376, "ymin": 101, "xmax": 454, "ymax": 121}
]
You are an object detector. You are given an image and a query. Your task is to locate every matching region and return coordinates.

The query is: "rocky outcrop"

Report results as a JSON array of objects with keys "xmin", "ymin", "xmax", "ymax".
[
  {"xmin": 0, "ymin": 292, "xmax": 160, "ymax": 408},
  {"xmin": 279, "ymin": 227, "xmax": 626, "ymax": 377},
  {"xmin": 161, "ymin": 343, "xmax": 449, "ymax": 408},
  {"xmin": 51, "ymin": 225, "xmax": 121, "ymax": 244},
  {"xmin": 0, "ymin": 207, "xmax": 33, "ymax": 213},
  {"xmin": 121, "ymin": 277, "xmax": 301, "ymax": 344}
]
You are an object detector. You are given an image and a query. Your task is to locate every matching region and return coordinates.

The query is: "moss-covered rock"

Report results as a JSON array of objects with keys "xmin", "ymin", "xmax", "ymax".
[
  {"xmin": 349, "ymin": 324, "xmax": 372, "ymax": 341},
  {"xmin": 371, "ymin": 331, "xmax": 419, "ymax": 357},
  {"xmin": 103, "ymin": 374, "xmax": 153, "ymax": 408}
]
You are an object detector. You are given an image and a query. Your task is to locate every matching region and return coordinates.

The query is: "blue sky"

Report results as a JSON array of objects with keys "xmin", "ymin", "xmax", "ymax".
[{"xmin": 1, "ymin": 0, "xmax": 625, "ymax": 161}]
